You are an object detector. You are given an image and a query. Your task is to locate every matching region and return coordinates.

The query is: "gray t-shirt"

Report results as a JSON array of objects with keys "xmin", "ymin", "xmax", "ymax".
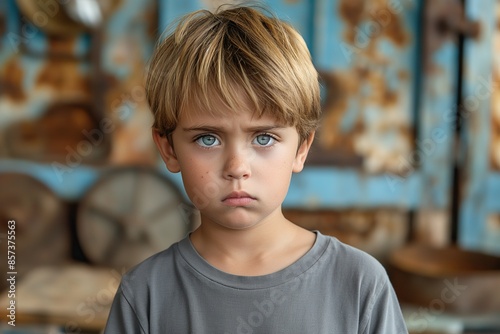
[{"xmin": 104, "ymin": 231, "xmax": 408, "ymax": 333}]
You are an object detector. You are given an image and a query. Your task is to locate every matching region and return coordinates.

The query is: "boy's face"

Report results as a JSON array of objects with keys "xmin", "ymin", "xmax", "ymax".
[{"xmin": 153, "ymin": 103, "xmax": 314, "ymax": 231}]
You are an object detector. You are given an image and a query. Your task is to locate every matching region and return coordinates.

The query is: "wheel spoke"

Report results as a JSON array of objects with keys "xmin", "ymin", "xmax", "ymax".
[
  {"xmin": 86, "ymin": 205, "xmax": 123, "ymax": 225},
  {"xmin": 101, "ymin": 228, "xmax": 125, "ymax": 264}
]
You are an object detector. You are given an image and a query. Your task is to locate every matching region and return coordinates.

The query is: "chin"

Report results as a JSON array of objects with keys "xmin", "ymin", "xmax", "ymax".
[{"xmin": 201, "ymin": 208, "xmax": 273, "ymax": 230}]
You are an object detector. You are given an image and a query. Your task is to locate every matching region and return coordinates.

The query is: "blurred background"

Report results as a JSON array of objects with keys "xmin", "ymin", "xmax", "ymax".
[{"xmin": 0, "ymin": 0, "xmax": 499, "ymax": 333}]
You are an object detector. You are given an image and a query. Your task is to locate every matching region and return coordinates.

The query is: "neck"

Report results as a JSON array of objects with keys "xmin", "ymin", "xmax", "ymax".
[
  {"xmin": 189, "ymin": 208, "xmax": 316, "ymax": 276},
  {"xmin": 191, "ymin": 210, "xmax": 293, "ymax": 261}
]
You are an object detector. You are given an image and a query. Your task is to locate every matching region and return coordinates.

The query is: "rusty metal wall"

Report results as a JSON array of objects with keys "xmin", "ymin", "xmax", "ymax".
[
  {"xmin": 0, "ymin": 0, "xmax": 159, "ymax": 199},
  {"xmin": 0, "ymin": 0, "xmax": 162, "ymax": 299},
  {"xmin": 313, "ymin": 0, "xmax": 416, "ymax": 174},
  {"xmin": 0, "ymin": 0, "xmax": 498, "ymax": 254}
]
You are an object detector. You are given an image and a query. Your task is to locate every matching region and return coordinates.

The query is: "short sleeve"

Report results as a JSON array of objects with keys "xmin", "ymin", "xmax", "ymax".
[
  {"xmin": 104, "ymin": 285, "xmax": 146, "ymax": 334},
  {"xmin": 361, "ymin": 278, "xmax": 408, "ymax": 334}
]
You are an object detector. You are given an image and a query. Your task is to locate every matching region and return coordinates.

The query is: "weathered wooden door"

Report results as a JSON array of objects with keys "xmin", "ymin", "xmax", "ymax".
[{"xmin": 459, "ymin": 0, "xmax": 500, "ymax": 253}]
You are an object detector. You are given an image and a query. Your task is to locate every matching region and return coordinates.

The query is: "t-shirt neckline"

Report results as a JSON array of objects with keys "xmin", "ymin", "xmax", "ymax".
[{"xmin": 176, "ymin": 230, "xmax": 330, "ymax": 290}]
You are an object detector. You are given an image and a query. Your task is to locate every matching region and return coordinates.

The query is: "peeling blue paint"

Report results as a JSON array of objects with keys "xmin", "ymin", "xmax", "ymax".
[{"xmin": 460, "ymin": 0, "xmax": 499, "ymax": 253}]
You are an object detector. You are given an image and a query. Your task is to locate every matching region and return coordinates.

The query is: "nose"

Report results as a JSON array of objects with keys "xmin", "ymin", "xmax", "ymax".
[{"xmin": 223, "ymin": 148, "xmax": 251, "ymax": 180}]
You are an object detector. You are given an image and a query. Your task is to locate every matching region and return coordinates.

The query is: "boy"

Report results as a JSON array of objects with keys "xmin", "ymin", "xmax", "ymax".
[{"xmin": 104, "ymin": 5, "xmax": 408, "ymax": 334}]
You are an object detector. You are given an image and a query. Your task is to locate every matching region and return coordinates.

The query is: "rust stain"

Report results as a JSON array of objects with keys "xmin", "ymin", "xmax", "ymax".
[
  {"xmin": 0, "ymin": 58, "xmax": 26, "ymax": 102},
  {"xmin": 35, "ymin": 36, "xmax": 90, "ymax": 96},
  {"xmin": 366, "ymin": 70, "xmax": 399, "ymax": 106},
  {"xmin": 491, "ymin": 96, "xmax": 500, "ymax": 170},
  {"xmin": 109, "ymin": 0, "xmax": 125, "ymax": 11},
  {"xmin": 338, "ymin": 0, "xmax": 365, "ymax": 27},
  {"xmin": 5, "ymin": 103, "xmax": 106, "ymax": 162},
  {"xmin": 339, "ymin": 0, "xmax": 365, "ymax": 43},
  {"xmin": 384, "ymin": 90, "xmax": 399, "ymax": 106},
  {"xmin": 380, "ymin": 5, "xmax": 409, "ymax": 47},
  {"xmin": 487, "ymin": 214, "xmax": 500, "ymax": 230},
  {"xmin": 36, "ymin": 61, "xmax": 90, "ymax": 95},
  {"xmin": 492, "ymin": 68, "xmax": 500, "ymax": 170},
  {"xmin": 491, "ymin": 7, "xmax": 500, "ymax": 170},
  {"xmin": 492, "ymin": 134, "xmax": 500, "ymax": 171},
  {"xmin": 317, "ymin": 70, "xmax": 363, "ymax": 155},
  {"xmin": 338, "ymin": 0, "xmax": 409, "ymax": 47},
  {"xmin": 107, "ymin": 79, "xmax": 156, "ymax": 166},
  {"xmin": 315, "ymin": 64, "xmax": 411, "ymax": 173},
  {"xmin": 145, "ymin": 1, "xmax": 159, "ymax": 40},
  {"xmin": 46, "ymin": 35, "xmax": 76, "ymax": 54},
  {"xmin": 104, "ymin": 24, "xmax": 157, "ymax": 166},
  {"xmin": 398, "ymin": 69, "xmax": 409, "ymax": 81},
  {"xmin": 322, "ymin": 0, "xmax": 413, "ymax": 173},
  {"xmin": 486, "ymin": 214, "xmax": 500, "ymax": 249}
]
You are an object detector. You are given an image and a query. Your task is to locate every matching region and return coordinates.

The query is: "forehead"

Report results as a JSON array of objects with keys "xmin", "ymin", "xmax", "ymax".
[
  {"xmin": 180, "ymin": 83, "xmax": 278, "ymax": 124},
  {"xmin": 184, "ymin": 81, "xmax": 256, "ymax": 113},
  {"xmin": 179, "ymin": 104, "xmax": 283, "ymax": 128}
]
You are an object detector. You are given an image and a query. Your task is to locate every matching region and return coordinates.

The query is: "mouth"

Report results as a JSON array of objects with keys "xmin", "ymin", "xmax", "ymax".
[{"xmin": 222, "ymin": 191, "xmax": 256, "ymax": 206}]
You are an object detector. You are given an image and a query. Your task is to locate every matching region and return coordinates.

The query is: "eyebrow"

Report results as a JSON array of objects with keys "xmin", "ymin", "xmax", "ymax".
[{"xmin": 182, "ymin": 125, "xmax": 287, "ymax": 132}]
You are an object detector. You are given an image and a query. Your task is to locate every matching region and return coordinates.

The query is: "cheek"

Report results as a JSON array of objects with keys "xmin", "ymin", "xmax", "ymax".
[
  {"xmin": 254, "ymin": 150, "xmax": 296, "ymax": 182},
  {"xmin": 260, "ymin": 159, "xmax": 293, "ymax": 186},
  {"xmin": 268, "ymin": 152, "xmax": 297, "ymax": 174},
  {"xmin": 181, "ymin": 164, "xmax": 210, "ymax": 190},
  {"xmin": 180, "ymin": 162, "xmax": 223, "ymax": 206}
]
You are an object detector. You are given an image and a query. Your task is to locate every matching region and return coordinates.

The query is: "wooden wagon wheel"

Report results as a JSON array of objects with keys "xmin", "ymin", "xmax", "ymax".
[
  {"xmin": 76, "ymin": 166, "xmax": 193, "ymax": 270},
  {"xmin": 0, "ymin": 173, "xmax": 71, "ymax": 292}
]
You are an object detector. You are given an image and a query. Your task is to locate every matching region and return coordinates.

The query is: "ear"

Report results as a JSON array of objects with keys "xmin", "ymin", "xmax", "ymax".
[
  {"xmin": 152, "ymin": 129, "xmax": 181, "ymax": 173},
  {"xmin": 292, "ymin": 131, "xmax": 315, "ymax": 173}
]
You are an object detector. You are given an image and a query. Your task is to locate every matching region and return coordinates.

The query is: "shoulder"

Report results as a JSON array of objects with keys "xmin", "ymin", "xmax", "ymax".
[
  {"xmin": 119, "ymin": 240, "xmax": 181, "ymax": 296},
  {"xmin": 105, "ymin": 243, "xmax": 182, "ymax": 333},
  {"xmin": 318, "ymin": 234, "xmax": 407, "ymax": 332},
  {"xmin": 321, "ymin": 233, "xmax": 388, "ymax": 279},
  {"xmin": 312, "ymin": 233, "xmax": 391, "ymax": 300}
]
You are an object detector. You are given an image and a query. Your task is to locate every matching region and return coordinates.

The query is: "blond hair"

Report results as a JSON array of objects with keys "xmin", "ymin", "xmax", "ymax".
[{"xmin": 146, "ymin": 6, "xmax": 320, "ymax": 143}]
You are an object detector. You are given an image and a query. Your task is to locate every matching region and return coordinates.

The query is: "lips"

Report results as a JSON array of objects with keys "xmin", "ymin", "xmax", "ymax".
[{"xmin": 222, "ymin": 191, "xmax": 256, "ymax": 206}]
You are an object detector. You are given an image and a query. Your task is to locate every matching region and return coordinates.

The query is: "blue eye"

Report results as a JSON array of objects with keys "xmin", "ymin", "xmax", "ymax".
[
  {"xmin": 253, "ymin": 134, "xmax": 275, "ymax": 146},
  {"xmin": 196, "ymin": 135, "xmax": 219, "ymax": 147}
]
